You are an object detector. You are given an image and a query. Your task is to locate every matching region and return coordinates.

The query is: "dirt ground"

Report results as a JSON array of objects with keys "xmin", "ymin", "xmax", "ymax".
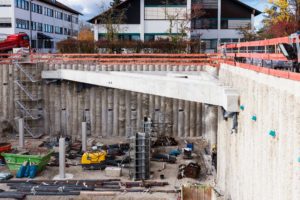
[{"xmin": 0, "ymin": 136, "xmax": 215, "ymax": 200}]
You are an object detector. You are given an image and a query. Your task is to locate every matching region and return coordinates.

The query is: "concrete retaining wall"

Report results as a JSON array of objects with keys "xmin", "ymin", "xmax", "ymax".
[
  {"xmin": 217, "ymin": 63, "xmax": 300, "ymax": 200},
  {"xmin": 0, "ymin": 63, "xmax": 217, "ymax": 139}
]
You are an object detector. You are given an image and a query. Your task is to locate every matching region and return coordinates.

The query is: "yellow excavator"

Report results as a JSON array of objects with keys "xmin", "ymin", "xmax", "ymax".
[{"xmin": 81, "ymin": 148, "xmax": 107, "ymax": 170}]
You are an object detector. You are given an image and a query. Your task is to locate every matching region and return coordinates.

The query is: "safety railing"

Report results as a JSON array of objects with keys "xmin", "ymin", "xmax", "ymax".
[
  {"xmin": 221, "ymin": 33, "xmax": 300, "ymax": 81},
  {"xmin": 28, "ymin": 53, "xmax": 220, "ymax": 65},
  {"xmin": 0, "ymin": 53, "xmax": 221, "ymax": 66}
]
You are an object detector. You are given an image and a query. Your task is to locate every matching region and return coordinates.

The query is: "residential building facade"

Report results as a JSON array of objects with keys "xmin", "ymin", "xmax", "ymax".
[
  {"xmin": 0, "ymin": 0, "xmax": 81, "ymax": 52},
  {"xmin": 89, "ymin": 0, "xmax": 260, "ymax": 52}
]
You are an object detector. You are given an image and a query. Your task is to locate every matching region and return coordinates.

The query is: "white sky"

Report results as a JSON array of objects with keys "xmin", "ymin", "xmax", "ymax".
[{"xmin": 63, "ymin": 0, "xmax": 270, "ymax": 26}]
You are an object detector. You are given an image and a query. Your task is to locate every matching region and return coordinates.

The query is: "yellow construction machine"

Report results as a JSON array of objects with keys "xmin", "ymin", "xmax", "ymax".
[{"xmin": 81, "ymin": 149, "xmax": 107, "ymax": 170}]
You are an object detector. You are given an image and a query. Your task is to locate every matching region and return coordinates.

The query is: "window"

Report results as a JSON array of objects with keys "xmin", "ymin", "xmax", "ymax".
[
  {"xmin": 55, "ymin": 26, "xmax": 63, "ymax": 34},
  {"xmin": 31, "ymin": 21, "xmax": 36, "ymax": 30},
  {"xmin": 145, "ymin": 7, "xmax": 187, "ymax": 20},
  {"xmin": 16, "ymin": 0, "xmax": 29, "ymax": 10},
  {"xmin": 37, "ymin": 23, "xmax": 43, "ymax": 31},
  {"xmin": 203, "ymin": 39, "xmax": 217, "ymax": 50},
  {"xmin": 118, "ymin": 34, "xmax": 140, "ymax": 41},
  {"xmin": 0, "ymin": 0, "xmax": 11, "ymax": 7},
  {"xmin": 55, "ymin": 11, "xmax": 63, "ymax": 19},
  {"xmin": 145, "ymin": 35, "xmax": 155, "ymax": 41},
  {"xmin": 64, "ymin": 14, "xmax": 71, "ymax": 22},
  {"xmin": 145, "ymin": 0, "xmax": 187, "ymax": 6},
  {"xmin": 221, "ymin": 20, "xmax": 228, "ymax": 29},
  {"xmin": 31, "ymin": 40, "xmax": 36, "ymax": 48},
  {"xmin": 44, "ymin": 24, "xmax": 53, "ymax": 33},
  {"xmin": 192, "ymin": 18, "xmax": 217, "ymax": 29},
  {"xmin": 31, "ymin": 3, "xmax": 43, "ymax": 14},
  {"xmin": 44, "ymin": 7, "xmax": 53, "ymax": 17},
  {"xmin": 16, "ymin": 18, "xmax": 29, "ymax": 29},
  {"xmin": 72, "ymin": 16, "xmax": 78, "ymax": 24},
  {"xmin": 0, "ymin": 22, "xmax": 11, "ymax": 27},
  {"xmin": 64, "ymin": 28, "xmax": 71, "ymax": 35},
  {"xmin": 44, "ymin": 40, "xmax": 53, "ymax": 49},
  {"xmin": 0, "ymin": 18, "xmax": 12, "ymax": 28}
]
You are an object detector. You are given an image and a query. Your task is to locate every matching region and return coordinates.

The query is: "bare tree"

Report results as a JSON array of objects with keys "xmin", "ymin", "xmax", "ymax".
[
  {"xmin": 238, "ymin": 24, "xmax": 259, "ymax": 41},
  {"xmin": 97, "ymin": 1, "xmax": 127, "ymax": 42},
  {"xmin": 288, "ymin": 0, "xmax": 300, "ymax": 30},
  {"xmin": 165, "ymin": 1, "xmax": 205, "ymax": 41}
]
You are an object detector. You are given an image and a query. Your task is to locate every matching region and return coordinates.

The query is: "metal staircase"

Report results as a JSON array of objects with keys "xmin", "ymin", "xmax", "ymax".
[{"xmin": 14, "ymin": 61, "xmax": 43, "ymax": 139}]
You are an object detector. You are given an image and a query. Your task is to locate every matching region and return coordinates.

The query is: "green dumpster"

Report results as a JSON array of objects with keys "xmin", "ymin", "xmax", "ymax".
[{"xmin": 2, "ymin": 150, "xmax": 53, "ymax": 172}]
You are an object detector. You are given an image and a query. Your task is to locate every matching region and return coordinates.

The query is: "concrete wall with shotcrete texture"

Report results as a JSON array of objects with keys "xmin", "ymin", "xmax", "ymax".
[
  {"xmin": 217, "ymin": 63, "xmax": 300, "ymax": 200},
  {"xmin": 0, "ymin": 63, "xmax": 218, "ymax": 139}
]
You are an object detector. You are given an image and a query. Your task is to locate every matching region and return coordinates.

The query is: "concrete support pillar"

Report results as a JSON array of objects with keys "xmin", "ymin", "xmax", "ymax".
[
  {"xmin": 251, "ymin": 13, "xmax": 255, "ymax": 32},
  {"xmin": 82, "ymin": 122, "xmax": 87, "ymax": 152},
  {"xmin": 217, "ymin": 0, "xmax": 222, "ymax": 47},
  {"xmin": 186, "ymin": 0, "xmax": 192, "ymax": 39},
  {"xmin": 140, "ymin": 0, "xmax": 145, "ymax": 41},
  {"xmin": 204, "ymin": 105, "xmax": 218, "ymax": 149},
  {"xmin": 18, "ymin": 118, "xmax": 24, "ymax": 149},
  {"xmin": 59, "ymin": 137, "xmax": 65, "ymax": 179}
]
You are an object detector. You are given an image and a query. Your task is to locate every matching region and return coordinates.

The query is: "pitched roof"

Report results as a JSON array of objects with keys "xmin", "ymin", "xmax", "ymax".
[
  {"xmin": 38, "ymin": 0, "xmax": 82, "ymax": 15},
  {"xmin": 87, "ymin": 0, "xmax": 129, "ymax": 23},
  {"xmin": 232, "ymin": 0, "xmax": 262, "ymax": 15},
  {"xmin": 88, "ymin": 0, "xmax": 262, "ymax": 23}
]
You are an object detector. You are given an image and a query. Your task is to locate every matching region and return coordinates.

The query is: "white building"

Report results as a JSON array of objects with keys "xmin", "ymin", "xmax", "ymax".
[
  {"xmin": 0, "ymin": 0, "xmax": 81, "ymax": 52},
  {"xmin": 89, "ymin": 0, "xmax": 261, "ymax": 52}
]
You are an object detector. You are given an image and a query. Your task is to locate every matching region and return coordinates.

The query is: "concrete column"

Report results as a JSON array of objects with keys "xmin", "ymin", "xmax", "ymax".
[
  {"xmin": 196, "ymin": 103, "xmax": 202, "ymax": 136},
  {"xmin": 186, "ymin": 0, "xmax": 192, "ymax": 39},
  {"xmin": 178, "ymin": 100, "xmax": 184, "ymax": 137},
  {"xmin": 140, "ymin": 0, "xmax": 145, "ymax": 41},
  {"xmin": 125, "ymin": 92, "xmax": 131, "ymax": 137},
  {"xmin": 204, "ymin": 105, "xmax": 218, "ymax": 149},
  {"xmin": 59, "ymin": 137, "xmax": 65, "ymax": 179},
  {"xmin": 94, "ymin": 23, "xmax": 99, "ymax": 41},
  {"xmin": 172, "ymin": 99, "xmax": 178, "ymax": 136},
  {"xmin": 184, "ymin": 101, "xmax": 190, "ymax": 137},
  {"xmin": 113, "ymin": 90, "xmax": 119, "ymax": 136},
  {"xmin": 217, "ymin": 0, "xmax": 222, "ymax": 47},
  {"xmin": 251, "ymin": 13, "xmax": 255, "ymax": 31},
  {"xmin": 18, "ymin": 118, "xmax": 24, "ymax": 149},
  {"xmin": 82, "ymin": 122, "xmax": 87, "ymax": 152}
]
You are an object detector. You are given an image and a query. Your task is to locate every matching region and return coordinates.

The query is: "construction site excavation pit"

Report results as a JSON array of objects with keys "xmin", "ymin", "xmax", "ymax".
[{"xmin": 0, "ymin": 60, "xmax": 225, "ymax": 200}]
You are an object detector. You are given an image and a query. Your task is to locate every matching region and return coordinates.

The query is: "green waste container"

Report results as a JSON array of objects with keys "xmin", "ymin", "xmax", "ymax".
[{"xmin": 2, "ymin": 150, "xmax": 53, "ymax": 172}]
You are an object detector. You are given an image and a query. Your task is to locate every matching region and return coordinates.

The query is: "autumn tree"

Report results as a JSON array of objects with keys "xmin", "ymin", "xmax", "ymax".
[
  {"xmin": 260, "ymin": 0, "xmax": 297, "ymax": 38},
  {"xmin": 78, "ymin": 24, "xmax": 94, "ymax": 41}
]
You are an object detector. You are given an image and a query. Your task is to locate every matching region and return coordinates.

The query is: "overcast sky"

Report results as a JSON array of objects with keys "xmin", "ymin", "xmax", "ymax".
[{"xmin": 63, "ymin": 0, "xmax": 270, "ymax": 26}]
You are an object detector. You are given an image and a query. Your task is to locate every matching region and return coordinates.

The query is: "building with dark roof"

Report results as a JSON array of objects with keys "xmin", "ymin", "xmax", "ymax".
[
  {"xmin": 0, "ymin": 0, "xmax": 82, "ymax": 52},
  {"xmin": 89, "ymin": 0, "xmax": 261, "ymax": 52}
]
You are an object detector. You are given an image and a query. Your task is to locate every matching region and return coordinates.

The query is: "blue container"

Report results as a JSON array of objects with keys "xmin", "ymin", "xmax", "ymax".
[{"xmin": 187, "ymin": 143, "xmax": 194, "ymax": 151}]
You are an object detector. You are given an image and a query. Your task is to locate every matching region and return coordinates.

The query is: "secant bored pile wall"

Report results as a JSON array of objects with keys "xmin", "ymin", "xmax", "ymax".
[
  {"xmin": 0, "ymin": 63, "xmax": 215, "ymax": 139},
  {"xmin": 217, "ymin": 63, "xmax": 300, "ymax": 200}
]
